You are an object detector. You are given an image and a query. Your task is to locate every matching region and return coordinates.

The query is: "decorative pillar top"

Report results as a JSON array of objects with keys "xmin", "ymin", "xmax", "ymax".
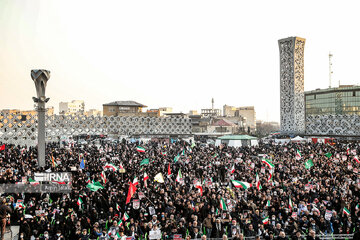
[{"xmin": 31, "ymin": 69, "xmax": 51, "ymax": 101}]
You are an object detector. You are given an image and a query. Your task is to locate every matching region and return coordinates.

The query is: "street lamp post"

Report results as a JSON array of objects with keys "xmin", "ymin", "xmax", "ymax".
[{"xmin": 31, "ymin": 69, "xmax": 50, "ymax": 167}]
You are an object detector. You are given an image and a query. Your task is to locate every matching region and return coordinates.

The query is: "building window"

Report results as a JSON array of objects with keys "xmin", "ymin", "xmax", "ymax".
[{"xmin": 353, "ymin": 91, "xmax": 356, "ymax": 97}]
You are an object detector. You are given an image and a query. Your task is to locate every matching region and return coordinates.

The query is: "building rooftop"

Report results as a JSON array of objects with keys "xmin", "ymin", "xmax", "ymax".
[
  {"xmin": 103, "ymin": 101, "xmax": 147, "ymax": 107},
  {"xmin": 212, "ymin": 119, "xmax": 236, "ymax": 126},
  {"xmin": 305, "ymin": 85, "xmax": 360, "ymax": 95}
]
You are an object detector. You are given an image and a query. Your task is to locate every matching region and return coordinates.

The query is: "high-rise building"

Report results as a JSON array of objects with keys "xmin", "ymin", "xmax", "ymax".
[{"xmin": 278, "ymin": 37, "xmax": 306, "ymax": 134}]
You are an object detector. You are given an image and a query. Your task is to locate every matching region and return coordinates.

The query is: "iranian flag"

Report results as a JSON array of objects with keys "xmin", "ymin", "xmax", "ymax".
[
  {"xmin": 262, "ymin": 158, "xmax": 275, "ymax": 169},
  {"xmin": 220, "ymin": 197, "xmax": 227, "ymax": 211},
  {"xmin": 116, "ymin": 203, "xmax": 120, "ymax": 211},
  {"xmin": 122, "ymin": 212, "xmax": 129, "ymax": 221},
  {"xmin": 256, "ymin": 173, "xmax": 262, "ymax": 190},
  {"xmin": 118, "ymin": 220, "xmax": 123, "ymax": 227},
  {"xmin": 77, "ymin": 197, "xmax": 83, "ymax": 206},
  {"xmin": 143, "ymin": 172, "xmax": 149, "ymax": 181},
  {"xmin": 133, "ymin": 177, "xmax": 139, "ymax": 186},
  {"xmin": 230, "ymin": 165, "xmax": 235, "ymax": 174},
  {"xmin": 356, "ymin": 204, "xmax": 359, "ymax": 210},
  {"xmin": 136, "ymin": 146, "xmax": 146, "ymax": 153},
  {"xmin": 354, "ymin": 156, "xmax": 360, "ymax": 164},
  {"xmin": 28, "ymin": 177, "xmax": 39, "ymax": 185},
  {"xmin": 267, "ymin": 171, "xmax": 273, "ymax": 183},
  {"xmin": 15, "ymin": 202, "xmax": 25, "ymax": 209},
  {"xmin": 194, "ymin": 180, "xmax": 203, "ymax": 196},
  {"xmin": 176, "ymin": 169, "xmax": 183, "ymax": 183},
  {"xmin": 167, "ymin": 163, "xmax": 171, "ymax": 177},
  {"xmin": 101, "ymin": 171, "xmax": 107, "ymax": 184},
  {"xmin": 262, "ymin": 217, "xmax": 269, "ymax": 225},
  {"xmin": 289, "ymin": 197, "xmax": 294, "ymax": 210},
  {"xmin": 296, "ymin": 149, "xmax": 302, "ymax": 159},
  {"xmin": 161, "ymin": 152, "xmax": 167, "ymax": 156},
  {"xmin": 343, "ymin": 207, "xmax": 351, "ymax": 216},
  {"xmin": 266, "ymin": 200, "xmax": 270, "ymax": 207},
  {"xmin": 232, "ymin": 180, "xmax": 252, "ymax": 189},
  {"xmin": 104, "ymin": 163, "xmax": 119, "ymax": 171},
  {"xmin": 347, "ymin": 147, "xmax": 350, "ymax": 155}
]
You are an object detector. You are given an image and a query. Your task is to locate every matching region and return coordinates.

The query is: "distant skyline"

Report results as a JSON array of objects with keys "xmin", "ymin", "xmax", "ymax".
[{"xmin": 1, "ymin": 0, "xmax": 360, "ymax": 122}]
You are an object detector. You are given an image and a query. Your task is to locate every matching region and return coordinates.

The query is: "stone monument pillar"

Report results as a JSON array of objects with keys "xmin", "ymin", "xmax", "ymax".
[
  {"xmin": 278, "ymin": 37, "xmax": 306, "ymax": 135},
  {"xmin": 31, "ymin": 69, "xmax": 50, "ymax": 167}
]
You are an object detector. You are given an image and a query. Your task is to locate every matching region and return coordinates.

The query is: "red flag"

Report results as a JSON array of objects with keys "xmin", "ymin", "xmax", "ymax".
[
  {"xmin": 0, "ymin": 144, "xmax": 5, "ymax": 151},
  {"xmin": 168, "ymin": 163, "xmax": 171, "ymax": 177},
  {"xmin": 126, "ymin": 182, "xmax": 137, "ymax": 204}
]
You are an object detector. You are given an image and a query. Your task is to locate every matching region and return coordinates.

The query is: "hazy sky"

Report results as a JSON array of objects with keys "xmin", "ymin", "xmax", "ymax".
[{"xmin": 1, "ymin": 0, "xmax": 360, "ymax": 122}]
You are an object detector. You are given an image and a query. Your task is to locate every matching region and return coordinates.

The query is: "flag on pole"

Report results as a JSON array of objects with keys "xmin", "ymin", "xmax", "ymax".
[
  {"xmin": 176, "ymin": 169, "xmax": 183, "ymax": 183},
  {"xmin": 167, "ymin": 163, "xmax": 171, "ymax": 177},
  {"xmin": 347, "ymin": 147, "xmax": 350, "ymax": 155},
  {"xmin": 230, "ymin": 165, "xmax": 235, "ymax": 174},
  {"xmin": 262, "ymin": 217, "xmax": 269, "ymax": 224},
  {"xmin": 126, "ymin": 182, "xmax": 137, "ymax": 204},
  {"xmin": 354, "ymin": 156, "xmax": 360, "ymax": 164},
  {"xmin": 231, "ymin": 180, "xmax": 252, "ymax": 189},
  {"xmin": 262, "ymin": 158, "xmax": 275, "ymax": 169},
  {"xmin": 116, "ymin": 203, "xmax": 120, "ymax": 211},
  {"xmin": 267, "ymin": 171, "xmax": 273, "ymax": 183},
  {"xmin": 325, "ymin": 152, "xmax": 332, "ymax": 158},
  {"xmin": 343, "ymin": 207, "xmax": 351, "ymax": 216},
  {"xmin": 194, "ymin": 180, "xmax": 203, "ymax": 196},
  {"xmin": 220, "ymin": 197, "xmax": 227, "ymax": 211},
  {"xmin": 86, "ymin": 182, "xmax": 104, "ymax": 191},
  {"xmin": 104, "ymin": 163, "xmax": 119, "ymax": 171},
  {"xmin": 101, "ymin": 171, "xmax": 107, "ymax": 184},
  {"xmin": 136, "ymin": 146, "xmax": 146, "ymax": 153},
  {"xmin": 143, "ymin": 172, "xmax": 149, "ymax": 181},
  {"xmin": 122, "ymin": 212, "xmax": 129, "ymax": 221},
  {"xmin": 174, "ymin": 154, "xmax": 180, "ymax": 163},
  {"xmin": 51, "ymin": 155, "xmax": 56, "ymax": 168},
  {"xmin": 356, "ymin": 204, "xmax": 359, "ymax": 210},
  {"xmin": 28, "ymin": 177, "xmax": 39, "ymax": 185},
  {"xmin": 305, "ymin": 159, "xmax": 314, "ymax": 169},
  {"xmin": 77, "ymin": 197, "xmax": 83, "ymax": 207},
  {"xmin": 266, "ymin": 200, "xmax": 270, "ymax": 207},
  {"xmin": 296, "ymin": 149, "xmax": 302, "ymax": 159},
  {"xmin": 161, "ymin": 152, "xmax": 167, "ymax": 156},
  {"xmin": 140, "ymin": 159, "xmax": 149, "ymax": 166},
  {"xmin": 256, "ymin": 173, "xmax": 262, "ymax": 190},
  {"xmin": 154, "ymin": 173, "xmax": 164, "ymax": 183},
  {"xmin": 0, "ymin": 144, "xmax": 5, "ymax": 151},
  {"xmin": 133, "ymin": 177, "xmax": 139, "ymax": 186},
  {"xmin": 289, "ymin": 197, "xmax": 293, "ymax": 210}
]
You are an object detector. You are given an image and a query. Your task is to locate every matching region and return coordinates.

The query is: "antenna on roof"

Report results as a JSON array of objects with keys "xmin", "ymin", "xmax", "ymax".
[{"xmin": 329, "ymin": 52, "xmax": 333, "ymax": 88}]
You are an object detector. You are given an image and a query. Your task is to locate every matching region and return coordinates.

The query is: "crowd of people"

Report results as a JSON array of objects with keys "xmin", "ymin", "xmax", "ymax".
[{"xmin": 0, "ymin": 139, "xmax": 360, "ymax": 240}]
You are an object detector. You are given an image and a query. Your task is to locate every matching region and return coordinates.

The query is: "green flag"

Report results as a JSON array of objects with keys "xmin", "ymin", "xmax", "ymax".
[
  {"xmin": 325, "ymin": 152, "xmax": 332, "ymax": 158},
  {"xmin": 140, "ymin": 158, "xmax": 149, "ymax": 166},
  {"xmin": 305, "ymin": 159, "xmax": 314, "ymax": 169},
  {"xmin": 174, "ymin": 154, "xmax": 180, "ymax": 163},
  {"xmin": 86, "ymin": 181, "xmax": 104, "ymax": 191}
]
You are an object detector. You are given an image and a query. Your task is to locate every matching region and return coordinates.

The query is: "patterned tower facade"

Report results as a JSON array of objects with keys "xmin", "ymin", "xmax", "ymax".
[{"xmin": 278, "ymin": 37, "xmax": 306, "ymax": 134}]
